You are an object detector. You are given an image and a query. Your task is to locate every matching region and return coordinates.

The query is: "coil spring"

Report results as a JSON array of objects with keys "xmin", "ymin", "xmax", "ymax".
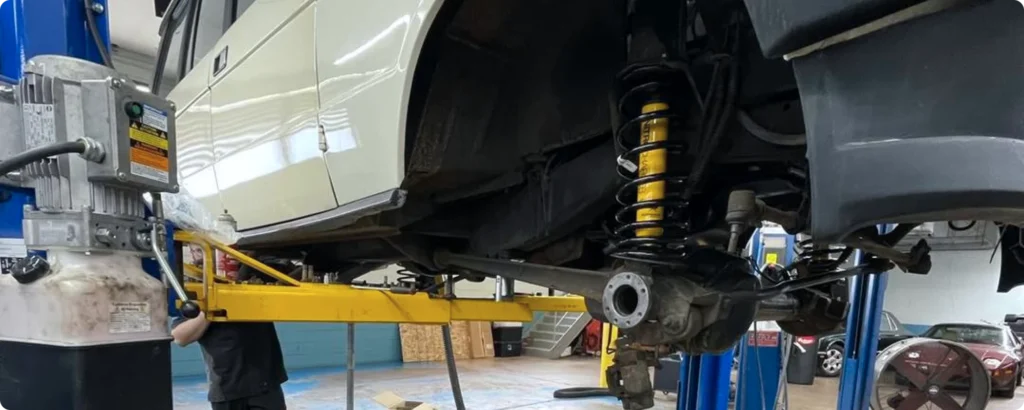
[
  {"xmin": 606, "ymin": 66, "xmax": 692, "ymax": 266},
  {"xmin": 395, "ymin": 267, "xmax": 423, "ymax": 289}
]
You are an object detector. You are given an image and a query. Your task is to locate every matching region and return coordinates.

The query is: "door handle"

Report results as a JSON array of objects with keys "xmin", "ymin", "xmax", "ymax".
[{"xmin": 213, "ymin": 46, "xmax": 229, "ymax": 76}]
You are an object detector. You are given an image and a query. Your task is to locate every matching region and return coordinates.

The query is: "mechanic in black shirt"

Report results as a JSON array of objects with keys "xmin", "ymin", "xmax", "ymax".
[{"xmin": 172, "ymin": 313, "xmax": 288, "ymax": 410}]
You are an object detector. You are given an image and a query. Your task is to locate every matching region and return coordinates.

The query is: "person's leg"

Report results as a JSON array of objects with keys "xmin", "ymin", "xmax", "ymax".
[
  {"xmin": 211, "ymin": 399, "xmax": 246, "ymax": 410},
  {"xmin": 246, "ymin": 385, "xmax": 286, "ymax": 410}
]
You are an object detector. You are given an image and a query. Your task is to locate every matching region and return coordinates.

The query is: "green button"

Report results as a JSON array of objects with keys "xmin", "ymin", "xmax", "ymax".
[{"xmin": 125, "ymin": 102, "xmax": 143, "ymax": 118}]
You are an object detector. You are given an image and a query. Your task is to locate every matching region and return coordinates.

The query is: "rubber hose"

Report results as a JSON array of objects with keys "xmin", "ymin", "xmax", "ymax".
[
  {"xmin": 441, "ymin": 325, "xmax": 466, "ymax": 410},
  {"xmin": 84, "ymin": 0, "xmax": 114, "ymax": 68},
  {"xmin": 0, "ymin": 141, "xmax": 87, "ymax": 176},
  {"xmin": 553, "ymin": 387, "xmax": 615, "ymax": 399}
]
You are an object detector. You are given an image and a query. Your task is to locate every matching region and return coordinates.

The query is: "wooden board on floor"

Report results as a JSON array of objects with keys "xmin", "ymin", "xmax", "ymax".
[
  {"xmin": 468, "ymin": 321, "xmax": 494, "ymax": 358},
  {"xmin": 399, "ymin": 322, "xmax": 475, "ymax": 362}
]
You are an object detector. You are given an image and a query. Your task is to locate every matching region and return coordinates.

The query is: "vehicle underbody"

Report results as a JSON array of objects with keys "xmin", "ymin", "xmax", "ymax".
[{"xmin": 232, "ymin": 0, "xmax": 1024, "ymax": 408}]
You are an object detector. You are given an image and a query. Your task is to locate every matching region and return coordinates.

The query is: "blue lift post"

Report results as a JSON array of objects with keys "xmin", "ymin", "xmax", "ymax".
[
  {"xmin": 0, "ymin": 0, "xmax": 111, "ymax": 79},
  {"xmin": 676, "ymin": 228, "xmax": 765, "ymax": 410},
  {"xmin": 836, "ymin": 227, "xmax": 890, "ymax": 410},
  {"xmin": 679, "ymin": 229, "xmax": 795, "ymax": 410},
  {"xmin": 678, "ymin": 348, "xmax": 735, "ymax": 410},
  {"xmin": 735, "ymin": 230, "xmax": 795, "ymax": 410}
]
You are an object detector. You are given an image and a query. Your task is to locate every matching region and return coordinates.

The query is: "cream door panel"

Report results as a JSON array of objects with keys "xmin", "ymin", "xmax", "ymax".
[
  {"xmin": 210, "ymin": 4, "xmax": 335, "ymax": 230},
  {"xmin": 207, "ymin": 0, "xmax": 313, "ymax": 87},
  {"xmin": 174, "ymin": 92, "xmax": 223, "ymax": 215},
  {"xmin": 168, "ymin": 57, "xmax": 223, "ymax": 219},
  {"xmin": 316, "ymin": 0, "xmax": 443, "ymax": 205}
]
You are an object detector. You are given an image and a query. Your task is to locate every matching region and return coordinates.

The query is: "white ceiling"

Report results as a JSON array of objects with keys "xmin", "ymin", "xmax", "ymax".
[{"xmin": 108, "ymin": 0, "xmax": 163, "ymax": 57}]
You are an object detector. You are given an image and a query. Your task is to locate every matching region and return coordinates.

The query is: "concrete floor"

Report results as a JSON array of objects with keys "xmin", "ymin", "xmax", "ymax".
[{"xmin": 172, "ymin": 356, "xmax": 1024, "ymax": 409}]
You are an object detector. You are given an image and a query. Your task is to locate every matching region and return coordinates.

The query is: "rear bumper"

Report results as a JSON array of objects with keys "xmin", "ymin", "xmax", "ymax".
[{"xmin": 781, "ymin": 1, "xmax": 1024, "ymax": 242}]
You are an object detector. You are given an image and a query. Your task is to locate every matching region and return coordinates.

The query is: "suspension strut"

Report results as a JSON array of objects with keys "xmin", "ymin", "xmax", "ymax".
[
  {"xmin": 635, "ymin": 102, "xmax": 669, "ymax": 239},
  {"xmin": 607, "ymin": 67, "xmax": 692, "ymax": 265},
  {"xmin": 606, "ymin": 0, "xmax": 714, "ymax": 267}
]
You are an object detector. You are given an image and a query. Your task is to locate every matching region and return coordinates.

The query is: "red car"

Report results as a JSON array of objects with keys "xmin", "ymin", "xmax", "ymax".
[{"xmin": 903, "ymin": 323, "xmax": 1024, "ymax": 398}]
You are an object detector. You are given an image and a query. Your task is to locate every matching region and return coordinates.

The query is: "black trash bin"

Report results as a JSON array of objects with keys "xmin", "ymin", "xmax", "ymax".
[
  {"xmin": 786, "ymin": 335, "xmax": 818, "ymax": 385},
  {"xmin": 653, "ymin": 354, "xmax": 682, "ymax": 395}
]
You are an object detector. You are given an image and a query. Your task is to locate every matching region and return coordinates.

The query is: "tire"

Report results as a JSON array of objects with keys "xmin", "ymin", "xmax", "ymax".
[
  {"xmin": 818, "ymin": 345, "xmax": 844, "ymax": 377},
  {"xmin": 1017, "ymin": 369, "xmax": 1022, "ymax": 387}
]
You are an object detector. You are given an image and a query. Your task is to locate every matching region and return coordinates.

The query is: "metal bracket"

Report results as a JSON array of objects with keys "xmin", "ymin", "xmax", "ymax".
[{"xmin": 22, "ymin": 206, "xmax": 151, "ymax": 253}]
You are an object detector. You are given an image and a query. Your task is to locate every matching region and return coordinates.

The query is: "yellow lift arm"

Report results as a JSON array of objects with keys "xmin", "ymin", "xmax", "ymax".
[{"xmin": 174, "ymin": 232, "xmax": 587, "ymax": 324}]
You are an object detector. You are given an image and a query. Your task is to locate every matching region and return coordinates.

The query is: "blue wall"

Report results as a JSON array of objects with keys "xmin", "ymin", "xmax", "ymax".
[{"xmin": 172, "ymin": 323, "xmax": 402, "ymax": 377}]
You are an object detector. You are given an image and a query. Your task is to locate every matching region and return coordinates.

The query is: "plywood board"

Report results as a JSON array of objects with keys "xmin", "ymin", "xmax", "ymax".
[
  {"xmin": 399, "ymin": 322, "xmax": 472, "ymax": 362},
  {"xmin": 468, "ymin": 321, "xmax": 494, "ymax": 358}
]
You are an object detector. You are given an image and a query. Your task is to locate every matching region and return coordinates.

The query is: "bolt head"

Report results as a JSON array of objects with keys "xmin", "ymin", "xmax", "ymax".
[
  {"xmin": 90, "ymin": 2, "xmax": 105, "ymax": 13},
  {"xmin": 116, "ymin": 172, "xmax": 127, "ymax": 181}
]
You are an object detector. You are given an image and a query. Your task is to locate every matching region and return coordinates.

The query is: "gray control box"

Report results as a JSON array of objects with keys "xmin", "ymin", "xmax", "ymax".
[{"xmin": 82, "ymin": 78, "xmax": 178, "ymax": 193}]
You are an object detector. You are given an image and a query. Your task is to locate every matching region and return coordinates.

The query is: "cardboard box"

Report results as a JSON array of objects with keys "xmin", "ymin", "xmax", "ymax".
[
  {"xmin": 468, "ymin": 321, "xmax": 495, "ymax": 358},
  {"xmin": 373, "ymin": 391, "xmax": 437, "ymax": 410}
]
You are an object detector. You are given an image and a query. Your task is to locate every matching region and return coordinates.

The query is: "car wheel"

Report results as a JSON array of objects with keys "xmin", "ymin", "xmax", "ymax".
[
  {"xmin": 1017, "ymin": 369, "xmax": 1022, "ymax": 387},
  {"xmin": 819, "ymin": 345, "xmax": 844, "ymax": 377}
]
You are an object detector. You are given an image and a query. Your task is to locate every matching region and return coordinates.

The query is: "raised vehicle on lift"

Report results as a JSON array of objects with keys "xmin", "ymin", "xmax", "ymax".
[{"xmin": 154, "ymin": 0, "xmax": 1024, "ymax": 408}]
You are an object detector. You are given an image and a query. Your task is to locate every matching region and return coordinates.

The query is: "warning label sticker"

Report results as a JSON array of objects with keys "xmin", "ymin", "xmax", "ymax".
[
  {"xmin": 110, "ymin": 302, "xmax": 152, "ymax": 334},
  {"xmin": 129, "ymin": 111, "xmax": 170, "ymax": 184},
  {"xmin": 0, "ymin": 238, "xmax": 27, "ymax": 274},
  {"xmin": 747, "ymin": 331, "xmax": 780, "ymax": 347},
  {"xmin": 142, "ymin": 104, "xmax": 169, "ymax": 132}
]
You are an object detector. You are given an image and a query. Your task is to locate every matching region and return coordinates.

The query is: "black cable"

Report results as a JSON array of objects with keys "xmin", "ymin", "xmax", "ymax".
[
  {"xmin": 0, "ymin": 141, "xmax": 87, "ymax": 176},
  {"xmin": 441, "ymin": 324, "xmax": 466, "ymax": 410},
  {"xmin": 553, "ymin": 387, "xmax": 614, "ymax": 399},
  {"xmin": 684, "ymin": 17, "xmax": 741, "ymax": 200},
  {"xmin": 84, "ymin": 0, "xmax": 114, "ymax": 69}
]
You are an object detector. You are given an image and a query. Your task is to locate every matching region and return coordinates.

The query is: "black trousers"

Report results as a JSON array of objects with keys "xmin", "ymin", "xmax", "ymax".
[{"xmin": 211, "ymin": 386, "xmax": 286, "ymax": 410}]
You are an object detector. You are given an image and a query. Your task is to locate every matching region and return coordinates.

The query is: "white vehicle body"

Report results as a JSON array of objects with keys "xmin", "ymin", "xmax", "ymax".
[
  {"xmin": 154, "ymin": 1, "xmax": 1024, "ymax": 393},
  {"xmin": 159, "ymin": 0, "xmax": 440, "ymax": 231}
]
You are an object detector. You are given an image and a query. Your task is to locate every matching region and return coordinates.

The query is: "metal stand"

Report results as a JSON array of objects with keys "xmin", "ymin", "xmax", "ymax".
[
  {"xmin": 346, "ymin": 323, "xmax": 355, "ymax": 410},
  {"xmin": 837, "ymin": 250, "xmax": 888, "ymax": 410}
]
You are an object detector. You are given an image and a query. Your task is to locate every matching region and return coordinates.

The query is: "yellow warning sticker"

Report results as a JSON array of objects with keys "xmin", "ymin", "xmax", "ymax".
[
  {"xmin": 765, "ymin": 253, "xmax": 778, "ymax": 264},
  {"xmin": 129, "ymin": 124, "xmax": 168, "ymax": 150},
  {"xmin": 128, "ymin": 117, "xmax": 170, "ymax": 183}
]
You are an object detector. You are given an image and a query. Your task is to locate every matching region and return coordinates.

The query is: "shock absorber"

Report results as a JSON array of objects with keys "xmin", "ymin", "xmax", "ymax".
[
  {"xmin": 635, "ymin": 102, "xmax": 669, "ymax": 239},
  {"xmin": 605, "ymin": 0, "xmax": 696, "ymax": 266},
  {"xmin": 607, "ymin": 68, "xmax": 691, "ymax": 266}
]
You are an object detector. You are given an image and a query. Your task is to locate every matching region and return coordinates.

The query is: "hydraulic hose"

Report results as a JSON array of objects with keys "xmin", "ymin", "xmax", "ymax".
[
  {"xmin": 84, "ymin": 0, "xmax": 114, "ymax": 68},
  {"xmin": 0, "ymin": 140, "xmax": 88, "ymax": 176},
  {"xmin": 553, "ymin": 387, "xmax": 614, "ymax": 399}
]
